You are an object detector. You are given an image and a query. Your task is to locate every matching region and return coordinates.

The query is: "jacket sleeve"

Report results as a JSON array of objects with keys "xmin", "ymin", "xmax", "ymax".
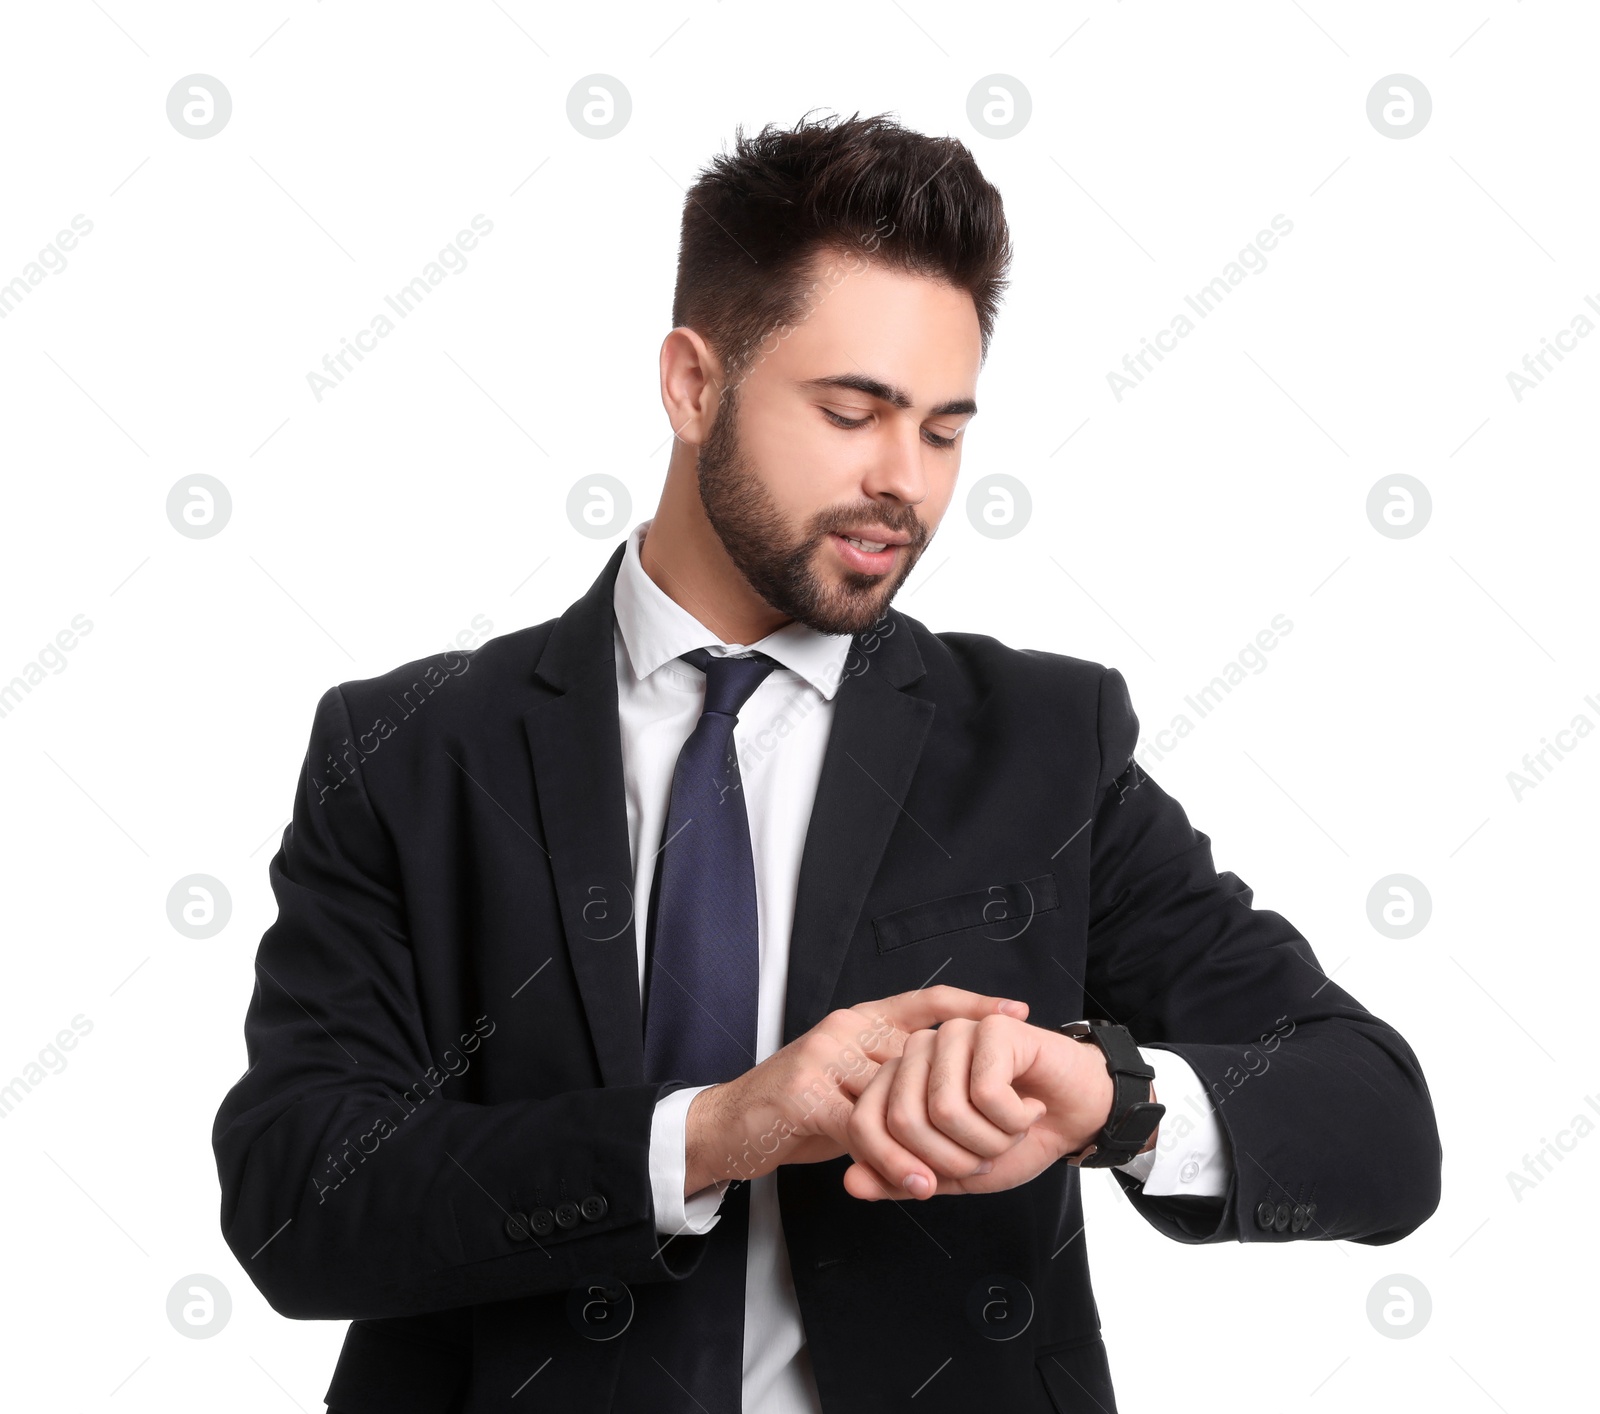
[
  {"xmin": 211, "ymin": 685, "xmax": 711, "ymax": 1321},
  {"xmin": 1083, "ymin": 667, "xmax": 1443, "ymax": 1246}
]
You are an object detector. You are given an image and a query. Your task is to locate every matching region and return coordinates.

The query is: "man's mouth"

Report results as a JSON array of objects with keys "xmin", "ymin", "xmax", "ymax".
[{"xmin": 829, "ymin": 532, "xmax": 902, "ymax": 575}]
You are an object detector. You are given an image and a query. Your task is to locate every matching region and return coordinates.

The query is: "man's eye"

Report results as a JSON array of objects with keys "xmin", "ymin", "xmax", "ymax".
[
  {"xmin": 822, "ymin": 407, "xmax": 960, "ymax": 448},
  {"xmin": 822, "ymin": 408, "xmax": 870, "ymax": 429}
]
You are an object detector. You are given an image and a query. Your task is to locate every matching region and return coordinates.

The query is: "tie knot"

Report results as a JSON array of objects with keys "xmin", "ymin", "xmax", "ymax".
[{"xmin": 682, "ymin": 646, "xmax": 778, "ymax": 718}]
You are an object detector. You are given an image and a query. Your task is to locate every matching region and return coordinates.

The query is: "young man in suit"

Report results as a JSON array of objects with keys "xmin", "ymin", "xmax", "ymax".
[{"xmin": 215, "ymin": 112, "xmax": 1441, "ymax": 1413}]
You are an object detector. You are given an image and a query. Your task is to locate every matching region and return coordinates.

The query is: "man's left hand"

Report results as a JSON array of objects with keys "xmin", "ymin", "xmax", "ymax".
[{"xmin": 839, "ymin": 1016, "xmax": 1119, "ymax": 1201}]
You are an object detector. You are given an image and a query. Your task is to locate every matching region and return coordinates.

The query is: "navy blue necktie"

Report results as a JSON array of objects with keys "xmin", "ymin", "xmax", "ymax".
[
  {"xmin": 628, "ymin": 646, "xmax": 777, "ymax": 1414},
  {"xmin": 643, "ymin": 646, "xmax": 777, "ymax": 1083}
]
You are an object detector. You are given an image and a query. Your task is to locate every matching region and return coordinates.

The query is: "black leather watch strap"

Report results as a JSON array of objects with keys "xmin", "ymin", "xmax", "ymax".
[{"xmin": 1059, "ymin": 1019, "xmax": 1165, "ymax": 1167}]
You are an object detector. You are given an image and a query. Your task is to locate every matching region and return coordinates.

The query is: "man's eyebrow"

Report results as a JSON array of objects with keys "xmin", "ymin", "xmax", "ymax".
[{"xmin": 798, "ymin": 372, "xmax": 977, "ymax": 418}]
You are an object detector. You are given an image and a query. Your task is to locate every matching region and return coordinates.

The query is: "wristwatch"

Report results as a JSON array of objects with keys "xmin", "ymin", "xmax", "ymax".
[{"xmin": 1058, "ymin": 1019, "xmax": 1165, "ymax": 1167}]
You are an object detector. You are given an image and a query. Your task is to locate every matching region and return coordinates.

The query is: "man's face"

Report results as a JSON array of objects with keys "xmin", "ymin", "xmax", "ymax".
[{"xmin": 694, "ymin": 251, "xmax": 982, "ymax": 638}]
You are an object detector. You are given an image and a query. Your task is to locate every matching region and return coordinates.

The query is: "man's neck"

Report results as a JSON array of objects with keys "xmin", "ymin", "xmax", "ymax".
[{"xmin": 640, "ymin": 474, "xmax": 791, "ymax": 647}]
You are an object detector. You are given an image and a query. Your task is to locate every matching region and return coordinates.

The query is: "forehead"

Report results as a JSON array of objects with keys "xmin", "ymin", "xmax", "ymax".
[{"xmin": 752, "ymin": 252, "xmax": 982, "ymax": 400}]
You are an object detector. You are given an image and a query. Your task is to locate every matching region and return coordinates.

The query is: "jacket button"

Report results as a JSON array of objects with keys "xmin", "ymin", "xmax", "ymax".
[
  {"xmin": 1255, "ymin": 1201, "xmax": 1277, "ymax": 1231},
  {"xmin": 1291, "ymin": 1203, "xmax": 1308, "ymax": 1232},
  {"xmin": 580, "ymin": 1194, "xmax": 608, "ymax": 1222},
  {"xmin": 1273, "ymin": 1203, "xmax": 1292, "ymax": 1232},
  {"xmin": 505, "ymin": 1212, "xmax": 530, "ymax": 1242},
  {"xmin": 555, "ymin": 1200, "xmax": 581, "ymax": 1230},
  {"xmin": 529, "ymin": 1208, "xmax": 556, "ymax": 1237},
  {"xmin": 1306, "ymin": 1202, "xmax": 1317, "ymax": 1224}
]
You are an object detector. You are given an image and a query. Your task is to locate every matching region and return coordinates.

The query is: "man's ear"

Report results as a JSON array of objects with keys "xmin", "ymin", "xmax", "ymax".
[{"xmin": 659, "ymin": 326, "xmax": 726, "ymax": 447}]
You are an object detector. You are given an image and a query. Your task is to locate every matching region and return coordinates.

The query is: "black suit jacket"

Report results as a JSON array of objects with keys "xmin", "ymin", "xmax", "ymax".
[{"xmin": 213, "ymin": 541, "xmax": 1442, "ymax": 1413}]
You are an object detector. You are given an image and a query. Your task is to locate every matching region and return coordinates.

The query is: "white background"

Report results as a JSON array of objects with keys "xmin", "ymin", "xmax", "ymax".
[{"xmin": 1, "ymin": 1, "xmax": 1593, "ymax": 1409}]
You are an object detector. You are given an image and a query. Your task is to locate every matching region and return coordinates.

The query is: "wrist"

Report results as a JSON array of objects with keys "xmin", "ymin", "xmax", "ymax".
[
  {"xmin": 683, "ymin": 1085, "xmax": 720, "ymax": 1198},
  {"xmin": 1059, "ymin": 1019, "xmax": 1165, "ymax": 1166}
]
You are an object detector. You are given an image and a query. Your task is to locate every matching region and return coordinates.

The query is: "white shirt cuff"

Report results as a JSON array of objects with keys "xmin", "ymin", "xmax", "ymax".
[
  {"xmin": 649, "ymin": 1083, "xmax": 730, "ymax": 1236},
  {"xmin": 1113, "ymin": 1047, "xmax": 1231, "ymax": 1198}
]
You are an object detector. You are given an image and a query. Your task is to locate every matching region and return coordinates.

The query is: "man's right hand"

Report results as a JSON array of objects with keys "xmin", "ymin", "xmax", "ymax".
[{"xmin": 683, "ymin": 986, "xmax": 1036, "ymax": 1197}]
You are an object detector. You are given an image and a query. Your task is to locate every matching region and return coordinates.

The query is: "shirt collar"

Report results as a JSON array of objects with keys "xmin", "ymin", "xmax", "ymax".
[{"xmin": 613, "ymin": 519, "xmax": 854, "ymax": 701}]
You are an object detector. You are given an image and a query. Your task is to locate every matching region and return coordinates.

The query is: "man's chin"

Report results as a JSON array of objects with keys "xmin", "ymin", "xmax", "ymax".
[{"xmin": 794, "ymin": 578, "xmax": 900, "ymax": 638}]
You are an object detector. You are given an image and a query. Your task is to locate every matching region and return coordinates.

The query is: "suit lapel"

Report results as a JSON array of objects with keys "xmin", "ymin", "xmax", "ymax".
[
  {"xmin": 522, "ymin": 542, "xmax": 646, "ymax": 1090},
  {"xmin": 523, "ymin": 541, "xmax": 936, "ymax": 1082},
  {"xmin": 781, "ymin": 618, "xmax": 933, "ymax": 1045}
]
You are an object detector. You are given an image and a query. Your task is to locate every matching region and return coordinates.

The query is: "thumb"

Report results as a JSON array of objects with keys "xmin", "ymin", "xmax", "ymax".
[{"xmin": 856, "ymin": 987, "xmax": 1029, "ymax": 1050}]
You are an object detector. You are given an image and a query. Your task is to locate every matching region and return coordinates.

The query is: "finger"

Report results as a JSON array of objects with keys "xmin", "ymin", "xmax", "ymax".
[
  {"xmin": 882, "ymin": 1030, "xmax": 996, "ymax": 1177},
  {"xmin": 838, "ymin": 1068, "xmax": 915, "ymax": 1196},
  {"xmin": 841, "ymin": 1155, "xmax": 910, "ymax": 1202},
  {"xmin": 842, "ymin": 1133, "xmax": 1031, "ymax": 1201},
  {"xmin": 843, "ymin": 1155, "xmax": 1007, "ymax": 1201},
  {"xmin": 847, "ymin": 986, "xmax": 1030, "ymax": 1057},
  {"xmin": 846, "ymin": 1057, "xmax": 929, "ymax": 1197},
  {"xmin": 835, "ymin": 1055, "xmax": 881, "ymax": 1100},
  {"xmin": 923, "ymin": 1023, "xmax": 1038, "ymax": 1159},
  {"xmin": 967, "ymin": 1017, "xmax": 1059, "ymax": 1135},
  {"xmin": 847, "ymin": 1054, "xmax": 979, "ymax": 1199},
  {"xmin": 791, "ymin": 1055, "xmax": 862, "ymax": 1152}
]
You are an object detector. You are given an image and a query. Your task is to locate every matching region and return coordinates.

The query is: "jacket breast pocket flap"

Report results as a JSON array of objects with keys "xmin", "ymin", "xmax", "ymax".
[{"xmin": 873, "ymin": 871, "xmax": 1059, "ymax": 953}]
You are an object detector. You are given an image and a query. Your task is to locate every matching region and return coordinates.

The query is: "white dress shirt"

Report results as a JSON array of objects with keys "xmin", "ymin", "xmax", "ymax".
[{"xmin": 610, "ymin": 518, "xmax": 1230, "ymax": 1412}]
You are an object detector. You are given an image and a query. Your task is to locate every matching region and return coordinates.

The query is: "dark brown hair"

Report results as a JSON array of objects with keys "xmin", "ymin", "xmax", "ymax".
[{"xmin": 671, "ymin": 110, "xmax": 1012, "ymax": 388}]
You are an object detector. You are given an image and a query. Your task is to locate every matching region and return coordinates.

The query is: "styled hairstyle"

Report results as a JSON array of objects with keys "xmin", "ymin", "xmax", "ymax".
[{"xmin": 671, "ymin": 110, "xmax": 1012, "ymax": 388}]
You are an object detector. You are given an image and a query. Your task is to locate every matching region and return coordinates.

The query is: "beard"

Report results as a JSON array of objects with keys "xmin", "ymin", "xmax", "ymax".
[{"xmin": 695, "ymin": 388, "xmax": 929, "ymax": 638}]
